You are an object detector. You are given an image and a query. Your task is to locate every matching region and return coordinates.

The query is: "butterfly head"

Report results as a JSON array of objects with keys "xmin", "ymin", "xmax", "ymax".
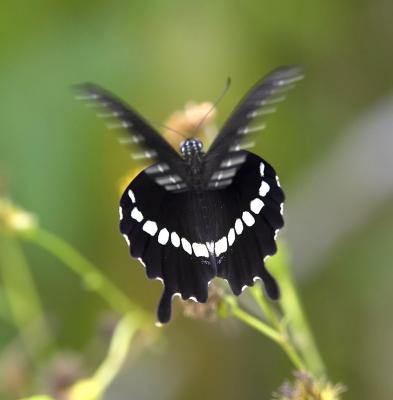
[{"xmin": 180, "ymin": 138, "xmax": 203, "ymax": 158}]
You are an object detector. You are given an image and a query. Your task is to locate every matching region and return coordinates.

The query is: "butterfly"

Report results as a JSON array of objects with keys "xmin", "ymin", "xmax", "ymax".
[{"xmin": 75, "ymin": 66, "xmax": 303, "ymax": 323}]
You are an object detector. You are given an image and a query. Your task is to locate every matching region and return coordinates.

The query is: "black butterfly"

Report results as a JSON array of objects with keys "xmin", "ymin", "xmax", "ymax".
[{"xmin": 75, "ymin": 66, "xmax": 303, "ymax": 323}]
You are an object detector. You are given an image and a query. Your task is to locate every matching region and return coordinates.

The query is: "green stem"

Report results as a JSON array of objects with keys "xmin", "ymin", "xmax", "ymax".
[
  {"xmin": 0, "ymin": 236, "xmax": 53, "ymax": 358},
  {"xmin": 92, "ymin": 314, "xmax": 137, "ymax": 391},
  {"xmin": 250, "ymin": 285, "xmax": 281, "ymax": 329},
  {"xmin": 223, "ymin": 295, "xmax": 306, "ymax": 371},
  {"xmin": 272, "ymin": 243, "xmax": 326, "ymax": 377},
  {"xmin": 21, "ymin": 227, "xmax": 151, "ymax": 325}
]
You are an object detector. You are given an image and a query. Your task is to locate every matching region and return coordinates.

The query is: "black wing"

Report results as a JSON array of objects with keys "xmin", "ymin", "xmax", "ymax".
[
  {"xmin": 74, "ymin": 83, "xmax": 190, "ymax": 191},
  {"xmin": 202, "ymin": 66, "xmax": 303, "ymax": 189},
  {"xmin": 120, "ymin": 151, "xmax": 284, "ymax": 324}
]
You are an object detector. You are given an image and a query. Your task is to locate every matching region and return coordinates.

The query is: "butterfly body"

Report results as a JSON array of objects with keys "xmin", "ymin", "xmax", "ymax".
[
  {"xmin": 179, "ymin": 138, "xmax": 206, "ymax": 189},
  {"xmin": 75, "ymin": 66, "xmax": 303, "ymax": 323}
]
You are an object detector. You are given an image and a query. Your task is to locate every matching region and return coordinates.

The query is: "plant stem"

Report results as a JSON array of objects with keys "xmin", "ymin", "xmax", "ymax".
[
  {"xmin": 21, "ymin": 227, "xmax": 151, "ymax": 325},
  {"xmin": 250, "ymin": 285, "xmax": 281, "ymax": 329},
  {"xmin": 271, "ymin": 243, "xmax": 326, "ymax": 377},
  {"xmin": 0, "ymin": 236, "xmax": 53, "ymax": 358},
  {"xmin": 223, "ymin": 295, "xmax": 306, "ymax": 371}
]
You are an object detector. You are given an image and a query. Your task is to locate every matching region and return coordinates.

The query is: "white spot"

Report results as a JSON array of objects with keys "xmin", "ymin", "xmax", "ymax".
[
  {"xmin": 211, "ymin": 168, "xmax": 236, "ymax": 181},
  {"xmin": 145, "ymin": 163, "xmax": 169, "ymax": 174},
  {"xmin": 260, "ymin": 162, "xmax": 265, "ymax": 177},
  {"xmin": 280, "ymin": 203, "xmax": 284, "ymax": 215},
  {"xmin": 276, "ymin": 175, "xmax": 281, "ymax": 187},
  {"xmin": 118, "ymin": 134, "xmax": 143, "ymax": 144},
  {"xmin": 188, "ymin": 296, "xmax": 197, "ymax": 302},
  {"xmin": 138, "ymin": 258, "xmax": 146, "ymax": 267},
  {"xmin": 259, "ymin": 181, "xmax": 270, "ymax": 197},
  {"xmin": 242, "ymin": 211, "xmax": 255, "ymax": 227},
  {"xmin": 165, "ymin": 182, "xmax": 187, "ymax": 191},
  {"xmin": 122, "ymin": 234, "xmax": 130, "ymax": 246},
  {"xmin": 171, "ymin": 232, "xmax": 180, "ymax": 247},
  {"xmin": 156, "ymin": 175, "xmax": 181, "ymax": 185},
  {"xmin": 241, "ymin": 285, "xmax": 248, "ymax": 292},
  {"xmin": 158, "ymin": 228, "xmax": 169, "ymax": 245},
  {"xmin": 250, "ymin": 198, "xmax": 264, "ymax": 214},
  {"xmin": 119, "ymin": 206, "xmax": 123, "ymax": 220},
  {"xmin": 215, "ymin": 236, "xmax": 228, "ymax": 257},
  {"xmin": 253, "ymin": 276, "xmax": 261, "ymax": 282},
  {"xmin": 230, "ymin": 141, "xmax": 255, "ymax": 151},
  {"xmin": 263, "ymin": 255, "xmax": 270, "ymax": 262},
  {"xmin": 128, "ymin": 189, "xmax": 136, "ymax": 203},
  {"xmin": 258, "ymin": 95, "xmax": 285, "ymax": 106},
  {"xmin": 142, "ymin": 220, "xmax": 158, "ymax": 236},
  {"xmin": 131, "ymin": 207, "xmax": 143, "ymax": 222},
  {"xmin": 235, "ymin": 218, "xmax": 243, "ymax": 235},
  {"xmin": 97, "ymin": 111, "xmax": 120, "ymax": 118},
  {"xmin": 172, "ymin": 292, "xmax": 181, "ymax": 299},
  {"xmin": 107, "ymin": 121, "xmax": 132, "ymax": 129},
  {"xmin": 274, "ymin": 229, "xmax": 279, "ymax": 240},
  {"xmin": 220, "ymin": 154, "xmax": 246, "ymax": 168},
  {"xmin": 132, "ymin": 150, "xmax": 157, "ymax": 160},
  {"xmin": 192, "ymin": 243, "xmax": 209, "ymax": 258},
  {"xmin": 75, "ymin": 93, "xmax": 99, "ymax": 100},
  {"xmin": 155, "ymin": 277, "xmax": 164, "ymax": 283},
  {"xmin": 239, "ymin": 123, "xmax": 266, "ymax": 133},
  {"xmin": 181, "ymin": 238, "xmax": 192, "ymax": 255},
  {"xmin": 227, "ymin": 228, "xmax": 235, "ymax": 246}
]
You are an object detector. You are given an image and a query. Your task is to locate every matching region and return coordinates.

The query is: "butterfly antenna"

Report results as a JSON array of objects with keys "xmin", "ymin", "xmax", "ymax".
[
  {"xmin": 192, "ymin": 77, "xmax": 231, "ymax": 134},
  {"xmin": 154, "ymin": 122, "xmax": 188, "ymax": 140}
]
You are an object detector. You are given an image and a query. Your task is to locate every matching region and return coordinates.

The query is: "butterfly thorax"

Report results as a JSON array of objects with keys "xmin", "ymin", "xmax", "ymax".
[{"xmin": 180, "ymin": 138, "xmax": 205, "ymax": 185}]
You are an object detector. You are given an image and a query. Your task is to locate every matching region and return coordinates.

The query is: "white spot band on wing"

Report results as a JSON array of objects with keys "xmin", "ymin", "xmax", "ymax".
[
  {"xmin": 142, "ymin": 220, "xmax": 158, "ymax": 236},
  {"xmin": 250, "ymin": 198, "xmax": 264, "ymax": 214},
  {"xmin": 131, "ymin": 207, "xmax": 143, "ymax": 222},
  {"xmin": 259, "ymin": 162, "xmax": 265, "ymax": 177},
  {"xmin": 235, "ymin": 218, "xmax": 244, "ymax": 235},
  {"xmin": 158, "ymin": 228, "xmax": 169, "ymax": 245},
  {"xmin": 259, "ymin": 181, "xmax": 270, "ymax": 197},
  {"xmin": 192, "ymin": 243, "xmax": 209, "ymax": 258},
  {"xmin": 242, "ymin": 211, "xmax": 255, "ymax": 227},
  {"xmin": 181, "ymin": 238, "xmax": 192, "ymax": 255},
  {"xmin": 128, "ymin": 189, "xmax": 136, "ymax": 203},
  {"xmin": 227, "ymin": 228, "xmax": 235, "ymax": 246},
  {"xmin": 171, "ymin": 232, "xmax": 180, "ymax": 247},
  {"xmin": 215, "ymin": 236, "xmax": 228, "ymax": 257}
]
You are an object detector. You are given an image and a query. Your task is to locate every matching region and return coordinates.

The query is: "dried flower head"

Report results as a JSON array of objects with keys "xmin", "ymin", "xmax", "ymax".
[
  {"xmin": 182, "ymin": 280, "xmax": 223, "ymax": 321},
  {"xmin": 44, "ymin": 353, "xmax": 85, "ymax": 400},
  {"xmin": 163, "ymin": 101, "xmax": 216, "ymax": 149},
  {"xmin": 273, "ymin": 371, "xmax": 346, "ymax": 400}
]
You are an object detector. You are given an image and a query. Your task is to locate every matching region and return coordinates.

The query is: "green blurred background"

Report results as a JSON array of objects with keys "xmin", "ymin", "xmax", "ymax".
[{"xmin": 1, "ymin": 0, "xmax": 393, "ymax": 399}]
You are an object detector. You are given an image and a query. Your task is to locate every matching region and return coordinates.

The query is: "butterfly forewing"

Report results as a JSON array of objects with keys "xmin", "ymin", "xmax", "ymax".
[
  {"xmin": 74, "ymin": 83, "xmax": 190, "ymax": 191},
  {"xmin": 202, "ymin": 66, "xmax": 303, "ymax": 189}
]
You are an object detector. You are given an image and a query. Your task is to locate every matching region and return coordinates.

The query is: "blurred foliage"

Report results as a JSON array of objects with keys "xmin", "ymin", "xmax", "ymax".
[{"xmin": 1, "ymin": 0, "xmax": 393, "ymax": 399}]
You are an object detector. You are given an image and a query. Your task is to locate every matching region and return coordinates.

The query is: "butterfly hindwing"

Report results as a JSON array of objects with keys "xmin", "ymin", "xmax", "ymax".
[
  {"xmin": 120, "ymin": 168, "xmax": 216, "ymax": 323},
  {"xmin": 207, "ymin": 151, "xmax": 284, "ymax": 298},
  {"xmin": 120, "ymin": 151, "xmax": 283, "ymax": 323}
]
